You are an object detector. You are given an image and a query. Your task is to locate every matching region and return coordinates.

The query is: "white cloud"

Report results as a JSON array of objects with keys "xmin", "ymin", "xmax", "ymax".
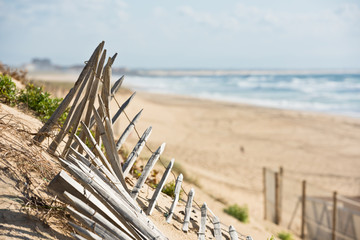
[{"xmin": 178, "ymin": 6, "xmax": 220, "ymax": 28}]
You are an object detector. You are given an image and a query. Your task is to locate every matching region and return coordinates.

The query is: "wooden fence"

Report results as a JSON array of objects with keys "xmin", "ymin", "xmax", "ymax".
[
  {"xmin": 35, "ymin": 41, "xmax": 254, "ymax": 240},
  {"xmin": 263, "ymin": 167, "xmax": 360, "ymax": 240}
]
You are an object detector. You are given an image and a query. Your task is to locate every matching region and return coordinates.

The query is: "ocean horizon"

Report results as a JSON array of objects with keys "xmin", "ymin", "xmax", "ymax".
[{"xmin": 118, "ymin": 73, "xmax": 360, "ymax": 118}]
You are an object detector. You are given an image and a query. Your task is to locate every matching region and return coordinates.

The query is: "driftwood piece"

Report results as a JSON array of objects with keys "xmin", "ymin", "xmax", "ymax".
[
  {"xmin": 131, "ymin": 143, "xmax": 166, "ymax": 199},
  {"xmin": 62, "ymin": 160, "xmax": 166, "ymax": 239},
  {"xmin": 93, "ymin": 107, "xmax": 126, "ymax": 188},
  {"xmin": 229, "ymin": 225, "xmax": 239, "ymax": 240},
  {"xmin": 34, "ymin": 41, "xmax": 104, "ymax": 143},
  {"xmin": 64, "ymin": 191, "xmax": 132, "ymax": 240},
  {"xmin": 123, "ymin": 126, "xmax": 152, "ymax": 177},
  {"xmin": 166, "ymin": 173, "xmax": 183, "ymax": 223},
  {"xmin": 69, "ymin": 221, "xmax": 103, "ymax": 240},
  {"xmin": 116, "ymin": 109, "xmax": 143, "ymax": 151},
  {"xmin": 198, "ymin": 203, "xmax": 207, "ymax": 240},
  {"xmin": 146, "ymin": 159, "xmax": 174, "ymax": 215},
  {"xmin": 182, "ymin": 188, "xmax": 195, "ymax": 232},
  {"xmin": 213, "ymin": 216, "xmax": 222, "ymax": 240},
  {"xmin": 67, "ymin": 206, "xmax": 118, "ymax": 240}
]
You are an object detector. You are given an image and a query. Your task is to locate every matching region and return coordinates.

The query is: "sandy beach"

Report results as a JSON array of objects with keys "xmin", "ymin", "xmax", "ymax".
[{"xmin": 109, "ymin": 88, "xmax": 360, "ymax": 237}]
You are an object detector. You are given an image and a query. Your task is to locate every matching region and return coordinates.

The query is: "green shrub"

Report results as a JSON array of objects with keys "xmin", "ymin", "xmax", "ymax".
[
  {"xmin": 18, "ymin": 83, "xmax": 64, "ymax": 122},
  {"xmin": 0, "ymin": 74, "xmax": 17, "ymax": 105},
  {"xmin": 162, "ymin": 180, "xmax": 183, "ymax": 198},
  {"xmin": 277, "ymin": 231, "xmax": 293, "ymax": 240},
  {"xmin": 224, "ymin": 204, "xmax": 249, "ymax": 223}
]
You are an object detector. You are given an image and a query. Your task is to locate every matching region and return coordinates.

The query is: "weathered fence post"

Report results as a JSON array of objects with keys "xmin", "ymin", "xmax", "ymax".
[
  {"xmin": 182, "ymin": 188, "xmax": 195, "ymax": 232},
  {"xmin": 213, "ymin": 216, "xmax": 222, "ymax": 240},
  {"xmin": 332, "ymin": 191, "xmax": 337, "ymax": 240},
  {"xmin": 229, "ymin": 225, "xmax": 238, "ymax": 240},
  {"xmin": 146, "ymin": 159, "xmax": 174, "ymax": 215},
  {"xmin": 198, "ymin": 203, "xmax": 207, "ymax": 240},
  {"xmin": 166, "ymin": 173, "xmax": 183, "ymax": 223},
  {"xmin": 301, "ymin": 180, "xmax": 306, "ymax": 239},
  {"xmin": 275, "ymin": 172, "xmax": 281, "ymax": 225}
]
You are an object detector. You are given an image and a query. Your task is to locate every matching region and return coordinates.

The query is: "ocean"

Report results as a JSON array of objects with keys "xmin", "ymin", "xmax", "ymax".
[{"xmin": 120, "ymin": 74, "xmax": 360, "ymax": 118}]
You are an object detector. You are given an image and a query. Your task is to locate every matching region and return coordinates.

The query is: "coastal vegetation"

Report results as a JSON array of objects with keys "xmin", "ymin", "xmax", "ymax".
[
  {"xmin": 223, "ymin": 204, "xmax": 249, "ymax": 223},
  {"xmin": 0, "ymin": 73, "xmax": 67, "ymax": 124}
]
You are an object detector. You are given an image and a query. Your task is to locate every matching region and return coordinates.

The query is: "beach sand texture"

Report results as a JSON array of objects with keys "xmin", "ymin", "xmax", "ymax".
[{"xmin": 110, "ymin": 89, "xmax": 360, "ymax": 235}]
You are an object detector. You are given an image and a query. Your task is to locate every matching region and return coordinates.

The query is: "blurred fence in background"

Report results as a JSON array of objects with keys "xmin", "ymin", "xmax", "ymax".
[{"xmin": 263, "ymin": 166, "xmax": 360, "ymax": 240}]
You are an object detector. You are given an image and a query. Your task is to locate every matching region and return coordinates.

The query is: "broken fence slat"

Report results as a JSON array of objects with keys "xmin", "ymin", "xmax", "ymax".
[
  {"xmin": 63, "ymin": 160, "xmax": 166, "ymax": 240},
  {"xmin": 79, "ymin": 121, "xmax": 114, "ymax": 175},
  {"xmin": 122, "ymin": 126, "xmax": 152, "ymax": 177},
  {"xmin": 213, "ymin": 216, "xmax": 222, "ymax": 240},
  {"xmin": 198, "ymin": 203, "xmax": 207, "ymax": 240},
  {"xmin": 64, "ymin": 191, "xmax": 132, "ymax": 240},
  {"xmin": 182, "ymin": 188, "xmax": 195, "ymax": 232},
  {"xmin": 166, "ymin": 173, "xmax": 183, "ymax": 223},
  {"xmin": 131, "ymin": 143, "xmax": 166, "ymax": 200},
  {"xmin": 93, "ymin": 107, "xmax": 126, "ymax": 188},
  {"xmin": 69, "ymin": 221, "xmax": 103, "ymax": 240},
  {"xmin": 146, "ymin": 159, "xmax": 174, "ymax": 215},
  {"xmin": 229, "ymin": 225, "xmax": 239, "ymax": 240},
  {"xmin": 48, "ymin": 170, "xmax": 135, "ymax": 239},
  {"xmin": 116, "ymin": 109, "xmax": 143, "ymax": 151},
  {"xmin": 67, "ymin": 206, "xmax": 118, "ymax": 240}
]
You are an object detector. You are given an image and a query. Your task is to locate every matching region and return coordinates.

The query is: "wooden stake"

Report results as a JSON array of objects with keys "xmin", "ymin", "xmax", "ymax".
[
  {"xmin": 275, "ymin": 172, "xmax": 280, "ymax": 225},
  {"xmin": 123, "ymin": 126, "xmax": 152, "ymax": 177},
  {"xmin": 182, "ymin": 188, "xmax": 195, "ymax": 232},
  {"xmin": 111, "ymin": 92, "xmax": 136, "ymax": 124},
  {"xmin": 332, "ymin": 191, "xmax": 337, "ymax": 240},
  {"xmin": 229, "ymin": 225, "xmax": 238, "ymax": 240},
  {"xmin": 301, "ymin": 180, "xmax": 306, "ymax": 239},
  {"xmin": 131, "ymin": 143, "xmax": 166, "ymax": 199},
  {"xmin": 213, "ymin": 216, "xmax": 222, "ymax": 240},
  {"xmin": 198, "ymin": 203, "xmax": 207, "ymax": 240},
  {"xmin": 166, "ymin": 173, "xmax": 183, "ymax": 223},
  {"xmin": 166, "ymin": 173, "xmax": 184, "ymax": 223},
  {"xmin": 146, "ymin": 159, "xmax": 174, "ymax": 216},
  {"xmin": 116, "ymin": 109, "xmax": 143, "ymax": 151}
]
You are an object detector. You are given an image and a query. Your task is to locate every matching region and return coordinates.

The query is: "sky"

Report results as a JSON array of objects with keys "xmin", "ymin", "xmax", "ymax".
[{"xmin": 0, "ymin": 0, "xmax": 360, "ymax": 69}]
